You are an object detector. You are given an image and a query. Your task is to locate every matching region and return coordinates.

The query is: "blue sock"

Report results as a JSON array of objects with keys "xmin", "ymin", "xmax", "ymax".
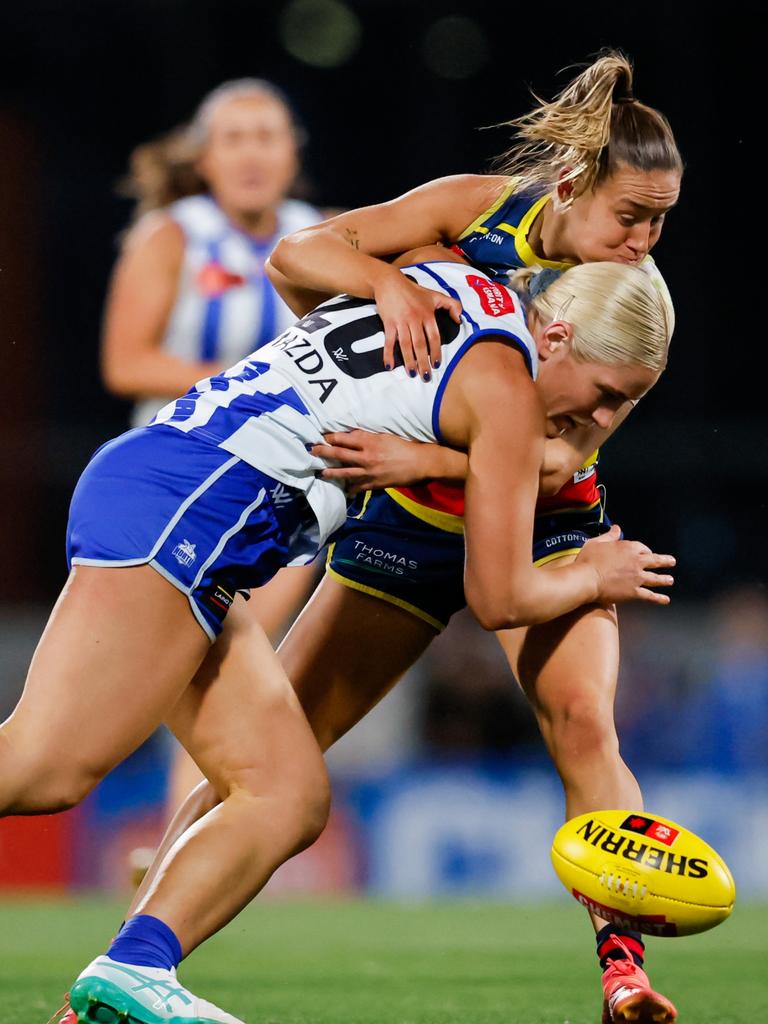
[{"xmin": 107, "ymin": 914, "xmax": 183, "ymax": 970}]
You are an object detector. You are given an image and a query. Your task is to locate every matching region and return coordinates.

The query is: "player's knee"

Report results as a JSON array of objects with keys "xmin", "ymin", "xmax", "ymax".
[
  {"xmin": 297, "ymin": 767, "xmax": 332, "ymax": 848},
  {"xmin": 0, "ymin": 724, "xmax": 109, "ymax": 813},
  {"xmin": 11, "ymin": 760, "xmax": 101, "ymax": 813},
  {"xmin": 543, "ymin": 694, "xmax": 619, "ymax": 764},
  {"xmin": 277, "ymin": 757, "xmax": 331, "ymax": 852},
  {"xmin": 226, "ymin": 743, "xmax": 330, "ymax": 851}
]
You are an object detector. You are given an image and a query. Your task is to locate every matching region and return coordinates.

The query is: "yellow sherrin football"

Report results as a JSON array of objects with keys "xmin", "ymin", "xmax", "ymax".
[{"xmin": 551, "ymin": 810, "xmax": 736, "ymax": 936}]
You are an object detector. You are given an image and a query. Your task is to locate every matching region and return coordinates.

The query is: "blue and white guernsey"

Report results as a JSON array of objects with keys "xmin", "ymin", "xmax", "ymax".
[
  {"xmin": 151, "ymin": 261, "xmax": 537, "ymax": 545},
  {"xmin": 131, "ymin": 194, "xmax": 321, "ymax": 426}
]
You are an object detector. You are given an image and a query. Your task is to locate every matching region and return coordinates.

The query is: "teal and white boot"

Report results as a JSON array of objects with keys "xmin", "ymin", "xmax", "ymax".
[{"xmin": 69, "ymin": 955, "xmax": 245, "ymax": 1023}]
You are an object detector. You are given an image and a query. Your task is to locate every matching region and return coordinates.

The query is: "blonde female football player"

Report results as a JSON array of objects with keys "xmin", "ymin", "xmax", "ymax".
[
  {"xmin": 101, "ymin": 78, "xmax": 326, "ymax": 817},
  {"xmin": 262, "ymin": 51, "xmax": 682, "ymax": 1024},
  {"xmin": 5, "ymin": 255, "xmax": 673, "ymax": 1024}
]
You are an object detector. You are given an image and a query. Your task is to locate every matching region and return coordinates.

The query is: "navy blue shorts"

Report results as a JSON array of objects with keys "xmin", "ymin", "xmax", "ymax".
[
  {"xmin": 67, "ymin": 426, "xmax": 318, "ymax": 640},
  {"xmin": 326, "ymin": 488, "xmax": 611, "ymax": 631}
]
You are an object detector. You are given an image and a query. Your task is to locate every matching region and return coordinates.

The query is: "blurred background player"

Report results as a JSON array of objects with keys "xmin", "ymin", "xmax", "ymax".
[{"xmin": 100, "ymin": 78, "xmax": 326, "ymax": 823}]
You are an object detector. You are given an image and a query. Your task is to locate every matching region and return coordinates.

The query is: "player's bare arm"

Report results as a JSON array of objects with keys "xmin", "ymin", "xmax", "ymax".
[
  {"xmin": 440, "ymin": 341, "xmax": 674, "ymax": 629},
  {"xmin": 268, "ymin": 176, "xmax": 506, "ymax": 377},
  {"xmin": 310, "ymin": 430, "xmax": 468, "ymax": 495},
  {"xmin": 101, "ymin": 214, "xmax": 225, "ymax": 398}
]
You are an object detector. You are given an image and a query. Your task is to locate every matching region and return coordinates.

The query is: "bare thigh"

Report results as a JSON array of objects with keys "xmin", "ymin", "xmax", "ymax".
[
  {"xmin": 1, "ymin": 564, "xmax": 209, "ymax": 811},
  {"xmin": 279, "ymin": 574, "xmax": 437, "ymax": 751},
  {"xmin": 129, "ymin": 573, "xmax": 438, "ymax": 912},
  {"xmin": 246, "ymin": 564, "xmax": 319, "ymax": 642},
  {"xmin": 164, "ymin": 573, "xmax": 436, "ymax": 813},
  {"xmin": 164, "ymin": 564, "xmax": 320, "ymax": 814},
  {"xmin": 165, "ymin": 601, "xmax": 325, "ymax": 802}
]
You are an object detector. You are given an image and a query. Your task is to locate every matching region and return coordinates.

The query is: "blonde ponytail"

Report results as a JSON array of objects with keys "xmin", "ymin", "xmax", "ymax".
[{"xmin": 494, "ymin": 51, "xmax": 682, "ymax": 202}]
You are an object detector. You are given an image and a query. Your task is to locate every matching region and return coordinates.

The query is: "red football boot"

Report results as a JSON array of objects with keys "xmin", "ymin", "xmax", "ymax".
[{"xmin": 601, "ymin": 937, "xmax": 678, "ymax": 1023}]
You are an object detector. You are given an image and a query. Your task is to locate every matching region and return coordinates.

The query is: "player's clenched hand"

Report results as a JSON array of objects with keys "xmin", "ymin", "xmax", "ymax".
[
  {"xmin": 312, "ymin": 430, "xmax": 435, "ymax": 495},
  {"xmin": 577, "ymin": 524, "xmax": 676, "ymax": 606},
  {"xmin": 374, "ymin": 270, "xmax": 462, "ymax": 380}
]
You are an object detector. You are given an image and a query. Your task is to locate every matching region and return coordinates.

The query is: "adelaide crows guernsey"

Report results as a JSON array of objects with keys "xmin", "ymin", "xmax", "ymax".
[
  {"xmin": 150, "ymin": 262, "xmax": 536, "ymax": 546},
  {"xmin": 393, "ymin": 180, "xmax": 672, "ymax": 528},
  {"xmin": 131, "ymin": 194, "xmax": 321, "ymax": 427}
]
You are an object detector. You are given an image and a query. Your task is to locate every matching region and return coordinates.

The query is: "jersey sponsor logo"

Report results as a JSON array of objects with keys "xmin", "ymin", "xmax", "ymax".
[
  {"xmin": 576, "ymin": 819, "xmax": 707, "ymax": 877},
  {"xmin": 351, "ymin": 540, "xmax": 418, "ymax": 575},
  {"xmin": 267, "ymin": 330, "xmax": 339, "ymax": 403},
  {"xmin": 465, "ymin": 274, "xmax": 515, "ymax": 317},
  {"xmin": 620, "ymin": 815, "xmax": 681, "ymax": 847},
  {"xmin": 199, "ymin": 581, "xmax": 235, "ymax": 622},
  {"xmin": 196, "ymin": 262, "xmax": 246, "ymax": 297},
  {"xmin": 172, "ymin": 539, "xmax": 197, "ymax": 567},
  {"xmin": 573, "ymin": 464, "xmax": 597, "ymax": 484},
  {"xmin": 544, "ymin": 531, "xmax": 586, "ymax": 549}
]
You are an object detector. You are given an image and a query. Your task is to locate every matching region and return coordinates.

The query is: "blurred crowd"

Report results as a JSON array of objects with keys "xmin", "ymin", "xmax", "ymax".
[{"xmin": 412, "ymin": 586, "xmax": 768, "ymax": 774}]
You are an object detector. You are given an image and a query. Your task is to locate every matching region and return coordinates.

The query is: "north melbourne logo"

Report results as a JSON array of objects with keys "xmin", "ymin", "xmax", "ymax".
[
  {"xmin": 172, "ymin": 539, "xmax": 197, "ymax": 567},
  {"xmin": 270, "ymin": 483, "xmax": 293, "ymax": 507}
]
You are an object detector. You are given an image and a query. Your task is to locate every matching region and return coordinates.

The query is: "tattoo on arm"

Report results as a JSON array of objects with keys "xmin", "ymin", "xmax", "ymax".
[{"xmin": 344, "ymin": 228, "xmax": 360, "ymax": 250}]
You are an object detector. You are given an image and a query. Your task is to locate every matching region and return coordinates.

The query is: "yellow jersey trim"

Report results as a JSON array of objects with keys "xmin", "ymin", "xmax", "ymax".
[
  {"xmin": 457, "ymin": 180, "xmax": 518, "ymax": 242},
  {"xmin": 385, "ymin": 488, "xmax": 465, "ymax": 534},
  {"xmin": 353, "ymin": 490, "xmax": 373, "ymax": 520},
  {"xmin": 533, "ymin": 547, "xmax": 582, "ymax": 568},
  {"xmin": 326, "ymin": 564, "xmax": 445, "ymax": 632},
  {"xmin": 515, "ymin": 194, "xmax": 573, "ymax": 271}
]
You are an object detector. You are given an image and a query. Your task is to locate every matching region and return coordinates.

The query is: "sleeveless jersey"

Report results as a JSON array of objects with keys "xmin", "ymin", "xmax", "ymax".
[
  {"xmin": 394, "ymin": 181, "xmax": 673, "ymax": 527},
  {"xmin": 150, "ymin": 262, "xmax": 536, "ymax": 547},
  {"xmin": 131, "ymin": 194, "xmax": 321, "ymax": 427}
]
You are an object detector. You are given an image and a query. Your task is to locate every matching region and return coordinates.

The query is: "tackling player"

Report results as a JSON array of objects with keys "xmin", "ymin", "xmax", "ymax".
[{"xmin": 264, "ymin": 49, "xmax": 682, "ymax": 1024}]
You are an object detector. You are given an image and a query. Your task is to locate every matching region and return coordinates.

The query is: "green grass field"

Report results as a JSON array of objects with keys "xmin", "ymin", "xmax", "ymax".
[{"xmin": 0, "ymin": 898, "xmax": 764, "ymax": 1024}]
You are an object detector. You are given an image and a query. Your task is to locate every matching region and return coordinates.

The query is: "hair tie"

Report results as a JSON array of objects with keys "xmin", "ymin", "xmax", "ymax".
[
  {"xmin": 528, "ymin": 267, "xmax": 563, "ymax": 298},
  {"xmin": 614, "ymin": 94, "xmax": 637, "ymax": 105}
]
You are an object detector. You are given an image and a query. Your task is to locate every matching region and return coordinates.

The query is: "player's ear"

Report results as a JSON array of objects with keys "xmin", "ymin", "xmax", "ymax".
[
  {"xmin": 553, "ymin": 169, "xmax": 575, "ymax": 213},
  {"xmin": 537, "ymin": 320, "xmax": 573, "ymax": 360}
]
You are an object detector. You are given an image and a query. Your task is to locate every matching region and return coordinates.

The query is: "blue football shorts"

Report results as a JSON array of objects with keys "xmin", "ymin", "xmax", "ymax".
[
  {"xmin": 326, "ymin": 488, "xmax": 611, "ymax": 631},
  {"xmin": 67, "ymin": 425, "xmax": 318, "ymax": 640}
]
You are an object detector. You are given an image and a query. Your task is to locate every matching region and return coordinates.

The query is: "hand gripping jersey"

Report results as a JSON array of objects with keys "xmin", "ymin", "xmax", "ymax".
[
  {"xmin": 393, "ymin": 181, "xmax": 674, "ymax": 527},
  {"xmin": 131, "ymin": 194, "xmax": 321, "ymax": 427},
  {"xmin": 151, "ymin": 261, "xmax": 537, "ymax": 547}
]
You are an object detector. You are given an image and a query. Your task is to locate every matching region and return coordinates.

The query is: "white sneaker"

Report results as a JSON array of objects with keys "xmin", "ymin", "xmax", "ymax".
[{"xmin": 69, "ymin": 955, "xmax": 245, "ymax": 1023}]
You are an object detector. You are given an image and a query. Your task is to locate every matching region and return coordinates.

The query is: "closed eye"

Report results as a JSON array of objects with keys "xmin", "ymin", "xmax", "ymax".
[{"xmin": 600, "ymin": 387, "xmax": 629, "ymax": 404}]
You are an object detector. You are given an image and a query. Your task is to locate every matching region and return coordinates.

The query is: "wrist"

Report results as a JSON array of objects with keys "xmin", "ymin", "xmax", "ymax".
[
  {"xmin": 430, "ymin": 445, "xmax": 468, "ymax": 484},
  {"xmin": 370, "ymin": 261, "xmax": 403, "ymax": 297},
  {"xmin": 572, "ymin": 554, "xmax": 602, "ymax": 604}
]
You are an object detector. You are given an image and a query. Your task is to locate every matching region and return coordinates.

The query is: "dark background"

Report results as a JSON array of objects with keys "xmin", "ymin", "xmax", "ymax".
[{"xmin": 1, "ymin": 0, "xmax": 763, "ymax": 602}]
